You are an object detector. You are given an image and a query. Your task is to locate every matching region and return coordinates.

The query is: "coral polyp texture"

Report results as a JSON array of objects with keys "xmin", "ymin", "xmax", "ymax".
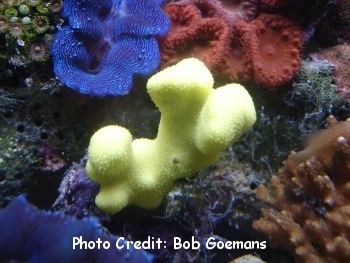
[
  {"xmin": 173, "ymin": 0, "xmax": 259, "ymax": 25},
  {"xmin": 160, "ymin": 4, "xmax": 231, "ymax": 73},
  {"xmin": 316, "ymin": 44, "xmax": 350, "ymax": 100},
  {"xmin": 51, "ymin": 0, "xmax": 170, "ymax": 96},
  {"xmin": 250, "ymin": 14, "xmax": 302, "ymax": 88},
  {"xmin": 52, "ymin": 160, "xmax": 109, "ymax": 221},
  {"xmin": 260, "ymin": 0, "xmax": 288, "ymax": 9},
  {"xmin": 160, "ymin": 1, "xmax": 302, "ymax": 89},
  {"xmin": 253, "ymin": 116, "xmax": 350, "ymax": 262},
  {"xmin": 0, "ymin": 195, "xmax": 153, "ymax": 263},
  {"xmin": 0, "ymin": 0, "xmax": 56, "ymax": 62},
  {"xmin": 86, "ymin": 58, "xmax": 256, "ymax": 214}
]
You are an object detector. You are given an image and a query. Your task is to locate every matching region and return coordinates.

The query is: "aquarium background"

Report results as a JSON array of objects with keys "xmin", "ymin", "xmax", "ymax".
[{"xmin": 1, "ymin": 0, "xmax": 350, "ymax": 262}]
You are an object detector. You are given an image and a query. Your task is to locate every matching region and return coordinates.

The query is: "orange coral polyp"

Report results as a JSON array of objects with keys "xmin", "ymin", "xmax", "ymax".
[
  {"xmin": 160, "ymin": 3, "xmax": 302, "ymax": 89},
  {"xmin": 160, "ymin": 7, "xmax": 230, "ymax": 72},
  {"xmin": 164, "ymin": 4, "xmax": 201, "ymax": 35},
  {"xmin": 221, "ymin": 20, "xmax": 255, "ymax": 81},
  {"xmin": 251, "ymin": 14, "xmax": 302, "ymax": 88}
]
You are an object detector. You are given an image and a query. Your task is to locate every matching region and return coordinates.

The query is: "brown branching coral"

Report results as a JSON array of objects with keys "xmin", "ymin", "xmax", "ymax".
[{"xmin": 253, "ymin": 116, "xmax": 350, "ymax": 263}]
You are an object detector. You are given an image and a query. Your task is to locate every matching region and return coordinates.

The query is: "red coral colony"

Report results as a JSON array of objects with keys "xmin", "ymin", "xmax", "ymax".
[{"xmin": 159, "ymin": 0, "xmax": 303, "ymax": 89}]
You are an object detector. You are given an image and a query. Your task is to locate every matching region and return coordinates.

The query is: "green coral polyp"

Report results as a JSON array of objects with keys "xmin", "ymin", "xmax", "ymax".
[
  {"xmin": 33, "ymin": 15, "xmax": 49, "ymax": 33},
  {"xmin": 36, "ymin": 4, "xmax": 49, "ymax": 14},
  {"xmin": 18, "ymin": 5, "xmax": 30, "ymax": 15},
  {"xmin": 21, "ymin": 16, "xmax": 31, "ymax": 24},
  {"xmin": 0, "ymin": 16, "xmax": 8, "ymax": 32},
  {"xmin": 86, "ymin": 58, "xmax": 257, "ymax": 214},
  {"xmin": 27, "ymin": 0, "xmax": 42, "ymax": 7},
  {"xmin": 5, "ymin": 7, "xmax": 18, "ymax": 18},
  {"xmin": 0, "ymin": 0, "xmax": 53, "ymax": 62}
]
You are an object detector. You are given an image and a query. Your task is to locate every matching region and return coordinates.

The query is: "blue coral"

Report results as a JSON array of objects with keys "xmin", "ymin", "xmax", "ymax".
[
  {"xmin": 51, "ymin": 0, "xmax": 170, "ymax": 96},
  {"xmin": 0, "ymin": 195, "xmax": 153, "ymax": 263}
]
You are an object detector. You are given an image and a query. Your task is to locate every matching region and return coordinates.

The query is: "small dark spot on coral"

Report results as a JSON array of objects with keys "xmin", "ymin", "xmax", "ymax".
[
  {"xmin": 40, "ymin": 131, "xmax": 49, "ymax": 140},
  {"xmin": 197, "ymin": 5, "xmax": 211, "ymax": 18},
  {"xmin": 16, "ymin": 124, "xmax": 25, "ymax": 133},
  {"xmin": 311, "ymin": 242, "xmax": 324, "ymax": 255},
  {"xmin": 34, "ymin": 117, "xmax": 43, "ymax": 127},
  {"xmin": 249, "ymin": 181, "xmax": 259, "ymax": 190}
]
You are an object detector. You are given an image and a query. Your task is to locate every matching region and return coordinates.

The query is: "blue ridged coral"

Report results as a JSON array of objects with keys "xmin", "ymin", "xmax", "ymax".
[
  {"xmin": 51, "ymin": 0, "xmax": 170, "ymax": 96},
  {"xmin": 0, "ymin": 195, "xmax": 153, "ymax": 263}
]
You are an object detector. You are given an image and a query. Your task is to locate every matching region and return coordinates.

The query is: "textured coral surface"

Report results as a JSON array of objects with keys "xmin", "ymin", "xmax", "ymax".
[
  {"xmin": 160, "ymin": 1, "xmax": 303, "ymax": 89},
  {"xmin": 316, "ymin": 44, "xmax": 350, "ymax": 100},
  {"xmin": 253, "ymin": 117, "xmax": 350, "ymax": 263},
  {"xmin": 51, "ymin": 0, "xmax": 170, "ymax": 96},
  {"xmin": 0, "ymin": 195, "xmax": 153, "ymax": 263},
  {"xmin": 0, "ymin": 86, "xmax": 91, "ymax": 207},
  {"xmin": 250, "ymin": 14, "xmax": 302, "ymax": 88},
  {"xmin": 1, "ymin": 1, "xmax": 350, "ymax": 262},
  {"xmin": 86, "ymin": 58, "xmax": 256, "ymax": 213}
]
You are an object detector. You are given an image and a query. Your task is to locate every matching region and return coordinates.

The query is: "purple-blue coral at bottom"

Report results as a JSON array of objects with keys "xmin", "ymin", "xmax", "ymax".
[
  {"xmin": 0, "ymin": 195, "xmax": 153, "ymax": 263},
  {"xmin": 51, "ymin": 0, "xmax": 170, "ymax": 96}
]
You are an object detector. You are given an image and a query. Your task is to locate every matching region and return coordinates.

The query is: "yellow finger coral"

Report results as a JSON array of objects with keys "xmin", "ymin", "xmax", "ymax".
[{"xmin": 86, "ymin": 58, "xmax": 256, "ymax": 214}]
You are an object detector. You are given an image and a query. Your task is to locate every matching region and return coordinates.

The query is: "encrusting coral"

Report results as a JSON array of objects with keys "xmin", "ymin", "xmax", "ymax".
[
  {"xmin": 86, "ymin": 58, "xmax": 256, "ymax": 214},
  {"xmin": 316, "ymin": 44, "xmax": 350, "ymax": 100},
  {"xmin": 253, "ymin": 116, "xmax": 350, "ymax": 263}
]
